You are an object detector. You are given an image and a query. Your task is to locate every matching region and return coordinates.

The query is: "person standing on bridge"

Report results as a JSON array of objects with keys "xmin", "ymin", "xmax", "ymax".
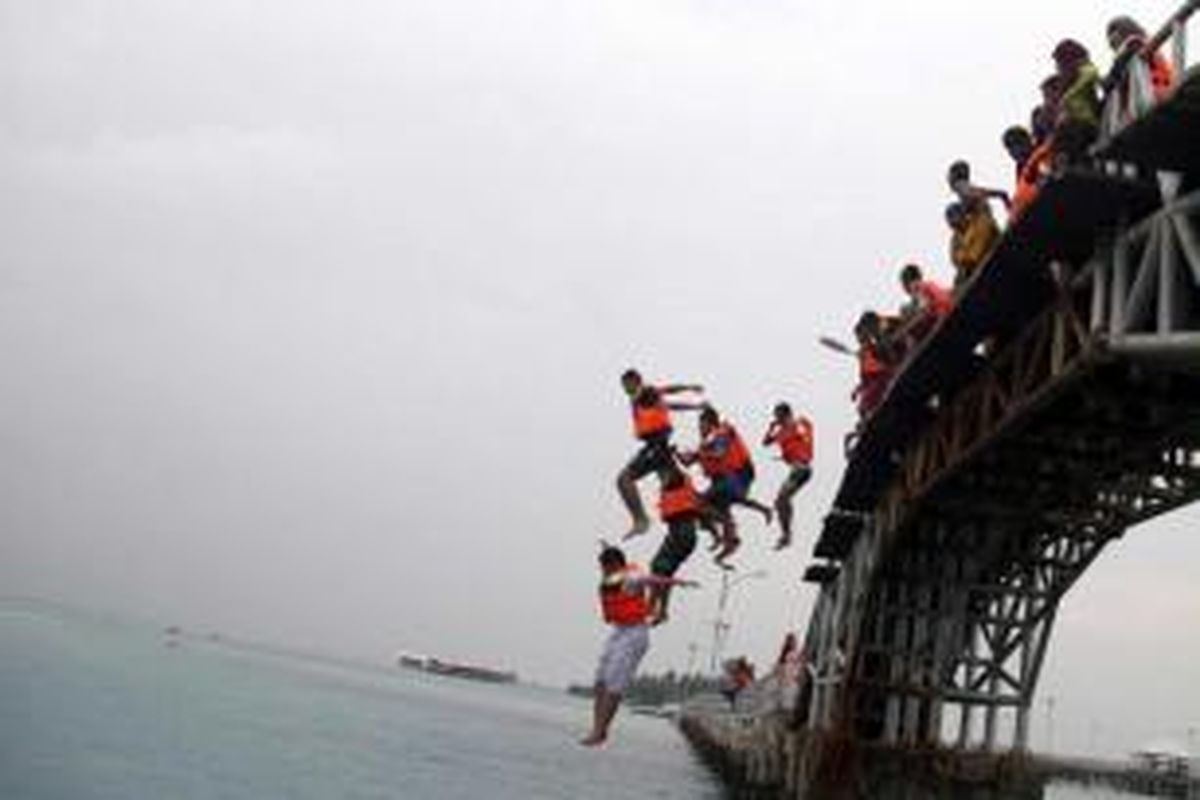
[
  {"xmin": 851, "ymin": 310, "xmax": 895, "ymax": 421},
  {"xmin": 678, "ymin": 405, "xmax": 772, "ymax": 566},
  {"xmin": 1003, "ymin": 125, "xmax": 1053, "ymax": 221},
  {"xmin": 899, "ymin": 264, "xmax": 953, "ymax": 344},
  {"xmin": 616, "ymin": 368, "xmax": 705, "ymax": 541},
  {"xmin": 1050, "ymin": 39, "xmax": 1101, "ymax": 168},
  {"xmin": 946, "ymin": 200, "xmax": 1000, "ymax": 287},
  {"xmin": 580, "ymin": 545, "xmax": 698, "ymax": 747},
  {"xmin": 762, "ymin": 402, "xmax": 814, "ymax": 550}
]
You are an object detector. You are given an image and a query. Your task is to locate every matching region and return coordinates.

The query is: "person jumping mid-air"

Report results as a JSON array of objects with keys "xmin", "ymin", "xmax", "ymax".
[
  {"xmin": 616, "ymin": 368, "xmax": 704, "ymax": 541},
  {"xmin": 580, "ymin": 545, "xmax": 697, "ymax": 747},
  {"xmin": 680, "ymin": 405, "xmax": 771, "ymax": 567},
  {"xmin": 762, "ymin": 402, "xmax": 814, "ymax": 551},
  {"xmin": 647, "ymin": 459, "xmax": 706, "ymax": 624}
]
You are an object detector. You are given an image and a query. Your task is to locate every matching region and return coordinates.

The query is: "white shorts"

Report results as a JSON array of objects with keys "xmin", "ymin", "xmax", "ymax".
[{"xmin": 594, "ymin": 624, "xmax": 650, "ymax": 693}]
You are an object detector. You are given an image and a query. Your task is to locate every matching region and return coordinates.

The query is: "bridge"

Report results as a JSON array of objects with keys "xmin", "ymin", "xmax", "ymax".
[{"xmin": 787, "ymin": 4, "xmax": 1200, "ymax": 796}]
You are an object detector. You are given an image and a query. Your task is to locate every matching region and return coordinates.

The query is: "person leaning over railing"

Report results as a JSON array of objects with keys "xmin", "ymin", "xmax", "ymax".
[
  {"xmin": 1103, "ymin": 15, "xmax": 1176, "ymax": 109},
  {"xmin": 1002, "ymin": 125, "xmax": 1053, "ymax": 222},
  {"xmin": 946, "ymin": 200, "xmax": 1001, "ymax": 287}
]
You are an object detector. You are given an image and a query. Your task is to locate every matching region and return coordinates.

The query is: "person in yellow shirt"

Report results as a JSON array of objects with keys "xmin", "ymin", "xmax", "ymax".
[{"xmin": 946, "ymin": 200, "xmax": 1001, "ymax": 287}]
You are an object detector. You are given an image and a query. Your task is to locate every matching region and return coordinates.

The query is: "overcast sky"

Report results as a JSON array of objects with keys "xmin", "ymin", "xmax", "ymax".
[{"xmin": 2, "ymin": 0, "xmax": 1197, "ymax": 758}]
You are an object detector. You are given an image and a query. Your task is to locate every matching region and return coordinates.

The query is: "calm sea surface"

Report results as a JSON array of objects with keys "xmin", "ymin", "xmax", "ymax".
[
  {"xmin": 0, "ymin": 607, "xmax": 1151, "ymax": 800},
  {"xmin": 0, "ymin": 607, "xmax": 723, "ymax": 800}
]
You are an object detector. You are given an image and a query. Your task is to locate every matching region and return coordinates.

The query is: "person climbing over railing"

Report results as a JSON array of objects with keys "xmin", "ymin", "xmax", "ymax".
[
  {"xmin": 947, "ymin": 160, "xmax": 1010, "ymax": 215},
  {"xmin": 1050, "ymin": 39, "xmax": 1102, "ymax": 169},
  {"xmin": 616, "ymin": 368, "xmax": 705, "ymax": 541},
  {"xmin": 850, "ymin": 310, "xmax": 897, "ymax": 421},
  {"xmin": 1031, "ymin": 75, "xmax": 1062, "ymax": 146},
  {"xmin": 761, "ymin": 402, "xmax": 814, "ymax": 551},
  {"xmin": 677, "ymin": 405, "xmax": 772, "ymax": 567}
]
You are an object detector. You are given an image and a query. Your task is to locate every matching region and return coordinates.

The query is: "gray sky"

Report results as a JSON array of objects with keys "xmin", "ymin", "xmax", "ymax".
[{"xmin": 2, "ymin": 0, "xmax": 1197, "ymax": 758}]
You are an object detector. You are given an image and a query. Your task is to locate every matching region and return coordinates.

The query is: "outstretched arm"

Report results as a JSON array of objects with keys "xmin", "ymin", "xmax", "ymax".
[
  {"xmin": 639, "ymin": 573, "xmax": 700, "ymax": 590},
  {"xmin": 659, "ymin": 383, "xmax": 704, "ymax": 396},
  {"xmin": 666, "ymin": 401, "xmax": 706, "ymax": 412}
]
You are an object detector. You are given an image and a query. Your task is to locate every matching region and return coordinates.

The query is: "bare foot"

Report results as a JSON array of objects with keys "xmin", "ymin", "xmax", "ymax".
[
  {"xmin": 579, "ymin": 732, "xmax": 607, "ymax": 747},
  {"xmin": 622, "ymin": 518, "xmax": 650, "ymax": 541},
  {"xmin": 714, "ymin": 536, "xmax": 741, "ymax": 567},
  {"xmin": 774, "ymin": 534, "xmax": 792, "ymax": 551}
]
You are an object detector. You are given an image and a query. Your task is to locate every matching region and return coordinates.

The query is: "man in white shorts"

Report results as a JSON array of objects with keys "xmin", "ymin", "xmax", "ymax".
[{"xmin": 580, "ymin": 546, "xmax": 697, "ymax": 747}]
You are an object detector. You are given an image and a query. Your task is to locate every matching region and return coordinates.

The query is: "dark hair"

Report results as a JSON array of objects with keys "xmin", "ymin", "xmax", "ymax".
[
  {"xmin": 599, "ymin": 546, "xmax": 626, "ymax": 568},
  {"xmin": 1052, "ymin": 39, "xmax": 1090, "ymax": 66},
  {"xmin": 947, "ymin": 160, "xmax": 970, "ymax": 185},
  {"xmin": 1002, "ymin": 125, "xmax": 1032, "ymax": 149},
  {"xmin": 621, "ymin": 368, "xmax": 641, "ymax": 383},
  {"xmin": 900, "ymin": 264, "xmax": 923, "ymax": 285},
  {"xmin": 854, "ymin": 310, "xmax": 880, "ymax": 337},
  {"xmin": 1107, "ymin": 16, "xmax": 1146, "ymax": 42},
  {"xmin": 699, "ymin": 405, "xmax": 719, "ymax": 426},
  {"xmin": 773, "ymin": 401, "xmax": 792, "ymax": 418},
  {"xmin": 945, "ymin": 202, "xmax": 967, "ymax": 224}
]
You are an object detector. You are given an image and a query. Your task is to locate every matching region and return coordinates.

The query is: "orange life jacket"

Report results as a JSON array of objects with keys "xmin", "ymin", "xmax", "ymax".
[
  {"xmin": 1148, "ymin": 51, "xmax": 1175, "ymax": 100},
  {"xmin": 658, "ymin": 474, "xmax": 701, "ymax": 520},
  {"xmin": 1011, "ymin": 141, "xmax": 1052, "ymax": 221},
  {"xmin": 631, "ymin": 388, "xmax": 671, "ymax": 440},
  {"xmin": 774, "ymin": 418, "xmax": 814, "ymax": 466},
  {"xmin": 859, "ymin": 345, "xmax": 886, "ymax": 379},
  {"xmin": 599, "ymin": 566, "xmax": 650, "ymax": 625},
  {"xmin": 699, "ymin": 422, "xmax": 751, "ymax": 476}
]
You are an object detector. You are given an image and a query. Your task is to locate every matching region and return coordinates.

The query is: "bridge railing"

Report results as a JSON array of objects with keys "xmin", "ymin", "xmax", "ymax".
[{"xmin": 1100, "ymin": 0, "xmax": 1200, "ymax": 141}]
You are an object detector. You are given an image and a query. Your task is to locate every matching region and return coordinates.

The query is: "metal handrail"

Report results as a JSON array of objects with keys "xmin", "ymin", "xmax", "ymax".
[{"xmin": 1101, "ymin": 0, "xmax": 1200, "ymax": 139}]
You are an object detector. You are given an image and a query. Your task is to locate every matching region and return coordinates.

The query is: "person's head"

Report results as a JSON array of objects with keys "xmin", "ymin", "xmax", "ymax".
[
  {"xmin": 854, "ymin": 310, "xmax": 881, "ymax": 343},
  {"xmin": 1107, "ymin": 16, "xmax": 1146, "ymax": 52},
  {"xmin": 1052, "ymin": 39, "xmax": 1090, "ymax": 77},
  {"xmin": 699, "ymin": 404, "xmax": 719, "ymax": 435},
  {"xmin": 1040, "ymin": 74, "xmax": 1062, "ymax": 104},
  {"xmin": 772, "ymin": 401, "xmax": 793, "ymax": 423},
  {"xmin": 1002, "ymin": 125, "xmax": 1034, "ymax": 164},
  {"xmin": 620, "ymin": 368, "xmax": 643, "ymax": 397},
  {"xmin": 599, "ymin": 545, "xmax": 627, "ymax": 574},
  {"xmin": 946, "ymin": 160, "xmax": 971, "ymax": 192},
  {"xmin": 900, "ymin": 263, "xmax": 924, "ymax": 295},
  {"xmin": 945, "ymin": 201, "xmax": 968, "ymax": 230}
]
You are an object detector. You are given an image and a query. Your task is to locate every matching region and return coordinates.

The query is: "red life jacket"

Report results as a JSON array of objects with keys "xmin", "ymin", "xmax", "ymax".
[
  {"xmin": 699, "ymin": 423, "xmax": 751, "ymax": 476},
  {"xmin": 1148, "ymin": 51, "xmax": 1175, "ymax": 100},
  {"xmin": 859, "ymin": 345, "xmax": 886, "ymax": 379},
  {"xmin": 918, "ymin": 280, "xmax": 953, "ymax": 317},
  {"xmin": 774, "ymin": 418, "xmax": 814, "ymax": 466},
  {"xmin": 599, "ymin": 566, "xmax": 650, "ymax": 625},
  {"xmin": 658, "ymin": 474, "xmax": 701, "ymax": 520},
  {"xmin": 630, "ymin": 388, "xmax": 671, "ymax": 440}
]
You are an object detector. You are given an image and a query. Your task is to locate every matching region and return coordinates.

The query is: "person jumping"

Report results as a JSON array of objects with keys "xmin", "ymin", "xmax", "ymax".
[
  {"xmin": 616, "ymin": 368, "xmax": 704, "ymax": 541},
  {"xmin": 680, "ymin": 405, "xmax": 771, "ymax": 567},
  {"xmin": 762, "ymin": 402, "xmax": 814, "ymax": 550},
  {"xmin": 647, "ymin": 459, "xmax": 706, "ymax": 625},
  {"xmin": 580, "ymin": 545, "xmax": 697, "ymax": 747}
]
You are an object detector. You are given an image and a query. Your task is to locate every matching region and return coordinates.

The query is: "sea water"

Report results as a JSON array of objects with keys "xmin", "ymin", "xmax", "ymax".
[
  {"xmin": 0, "ymin": 607, "xmax": 1154, "ymax": 800},
  {"xmin": 0, "ymin": 607, "xmax": 722, "ymax": 800}
]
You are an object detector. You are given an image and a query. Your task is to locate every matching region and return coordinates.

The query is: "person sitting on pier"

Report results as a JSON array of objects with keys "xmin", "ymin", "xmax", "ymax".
[
  {"xmin": 1003, "ymin": 125, "xmax": 1053, "ymax": 221},
  {"xmin": 1104, "ymin": 15, "xmax": 1176, "ymax": 106},
  {"xmin": 1050, "ymin": 39, "xmax": 1101, "ymax": 168},
  {"xmin": 647, "ymin": 460, "xmax": 704, "ymax": 625},
  {"xmin": 761, "ymin": 402, "xmax": 814, "ymax": 550},
  {"xmin": 946, "ymin": 199, "xmax": 1000, "ymax": 287},
  {"xmin": 899, "ymin": 263, "xmax": 953, "ymax": 344},
  {"xmin": 581, "ymin": 545, "xmax": 698, "ymax": 747},
  {"xmin": 678, "ymin": 406, "xmax": 772, "ymax": 567},
  {"xmin": 616, "ymin": 368, "xmax": 705, "ymax": 541}
]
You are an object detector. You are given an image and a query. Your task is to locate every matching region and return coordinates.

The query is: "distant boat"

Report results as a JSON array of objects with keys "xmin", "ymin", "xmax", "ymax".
[{"xmin": 396, "ymin": 653, "xmax": 517, "ymax": 685}]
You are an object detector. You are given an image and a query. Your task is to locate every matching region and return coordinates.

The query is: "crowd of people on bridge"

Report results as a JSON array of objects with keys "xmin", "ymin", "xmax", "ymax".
[{"xmin": 847, "ymin": 15, "xmax": 1177, "ymax": 429}]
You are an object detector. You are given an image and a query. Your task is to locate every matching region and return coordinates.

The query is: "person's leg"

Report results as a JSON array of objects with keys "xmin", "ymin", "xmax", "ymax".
[
  {"xmin": 774, "ymin": 466, "xmax": 811, "ymax": 549},
  {"xmin": 618, "ymin": 440, "xmax": 666, "ymax": 539},
  {"xmin": 581, "ymin": 626, "xmax": 649, "ymax": 745},
  {"xmin": 581, "ymin": 687, "xmax": 621, "ymax": 746},
  {"xmin": 649, "ymin": 518, "xmax": 697, "ymax": 625}
]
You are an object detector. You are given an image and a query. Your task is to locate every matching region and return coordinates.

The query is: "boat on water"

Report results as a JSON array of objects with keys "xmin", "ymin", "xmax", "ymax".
[{"xmin": 397, "ymin": 653, "xmax": 517, "ymax": 685}]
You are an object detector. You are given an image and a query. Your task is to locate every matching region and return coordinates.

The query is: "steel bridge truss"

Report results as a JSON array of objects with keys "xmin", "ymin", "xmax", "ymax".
[{"xmin": 804, "ymin": 188, "xmax": 1200, "ymax": 753}]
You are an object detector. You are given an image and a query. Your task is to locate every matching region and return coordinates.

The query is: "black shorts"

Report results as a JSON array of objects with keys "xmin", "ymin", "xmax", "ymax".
[
  {"xmin": 624, "ymin": 433, "xmax": 672, "ymax": 480},
  {"xmin": 703, "ymin": 464, "xmax": 755, "ymax": 510},
  {"xmin": 779, "ymin": 464, "xmax": 812, "ymax": 498},
  {"xmin": 651, "ymin": 516, "xmax": 697, "ymax": 577}
]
